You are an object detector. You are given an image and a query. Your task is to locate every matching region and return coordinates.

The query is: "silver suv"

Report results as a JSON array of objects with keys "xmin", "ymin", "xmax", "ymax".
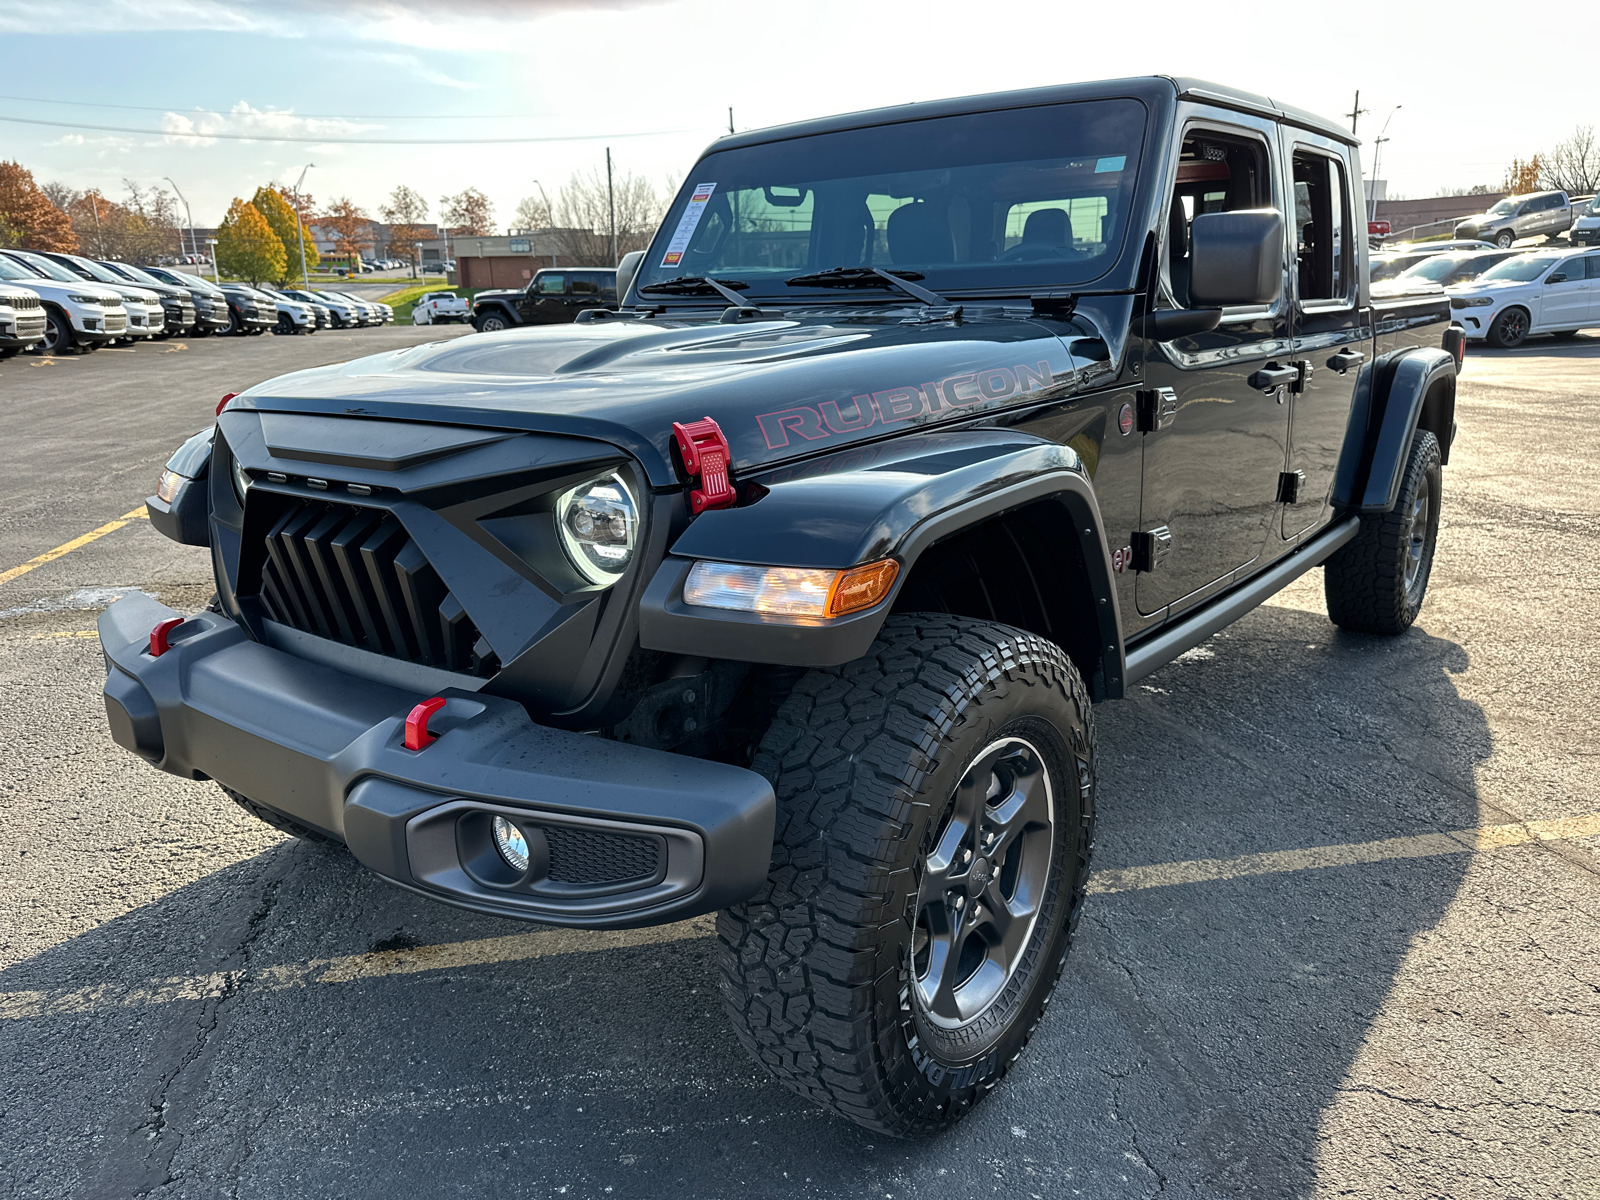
[{"xmin": 1455, "ymin": 190, "xmax": 1573, "ymax": 248}]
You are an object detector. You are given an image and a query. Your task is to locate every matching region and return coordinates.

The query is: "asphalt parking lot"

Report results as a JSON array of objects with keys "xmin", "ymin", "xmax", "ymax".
[{"xmin": 1, "ymin": 328, "xmax": 1597, "ymax": 1199}]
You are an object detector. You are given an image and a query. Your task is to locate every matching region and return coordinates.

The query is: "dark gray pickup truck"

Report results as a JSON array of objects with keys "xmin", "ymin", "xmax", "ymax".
[{"xmin": 108, "ymin": 76, "xmax": 1460, "ymax": 1136}]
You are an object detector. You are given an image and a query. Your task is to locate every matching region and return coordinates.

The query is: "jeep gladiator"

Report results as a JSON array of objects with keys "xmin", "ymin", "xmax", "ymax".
[{"xmin": 105, "ymin": 76, "xmax": 1460, "ymax": 1136}]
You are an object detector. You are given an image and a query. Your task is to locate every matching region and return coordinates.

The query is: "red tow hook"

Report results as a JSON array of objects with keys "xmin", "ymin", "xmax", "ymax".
[
  {"xmin": 672, "ymin": 416, "xmax": 736, "ymax": 513},
  {"xmin": 148, "ymin": 617, "xmax": 185, "ymax": 657},
  {"xmin": 404, "ymin": 696, "xmax": 448, "ymax": 751}
]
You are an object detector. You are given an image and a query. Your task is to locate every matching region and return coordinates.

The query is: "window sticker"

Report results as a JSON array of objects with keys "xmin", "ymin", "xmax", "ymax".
[
  {"xmin": 1094, "ymin": 156, "xmax": 1127, "ymax": 174},
  {"xmin": 660, "ymin": 183, "xmax": 718, "ymax": 268}
]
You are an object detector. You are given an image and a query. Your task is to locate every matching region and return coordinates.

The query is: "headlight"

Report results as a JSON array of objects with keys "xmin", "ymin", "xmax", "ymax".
[
  {"xmin": 1452, "ymin": 295, "xmax": 1495, "ymax": 308},
  {"xmin": 683, "ymin": 559, "xmax": 899, "ymax": 619},
  {"xmin": 556, "ymin": 472, "xmax": 638, "ymax": 585},
  {"xmin": 68, "ymin": 294, "xmax": 105, "ymax": 305},
  {"xmin": 231, "ymin": 452, "xmax": 250, "ymax": 504}
]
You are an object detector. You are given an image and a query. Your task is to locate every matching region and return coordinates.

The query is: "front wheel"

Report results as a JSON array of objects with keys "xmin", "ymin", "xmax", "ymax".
[
  {"xmin": 1495, "ymin": 230, "xmax": 1516, "ymax": 249},
  {"xmin": 719, "ymin": 614, "xmax": 1096, "ymax": 1136},
  {"xmin": 1324, "ymin": 429, "xmax": 1442, "ymax": 635},
  {"xmin": 475, "ymin": 312, "xmax": 509, "ymax": 332},
  {"xmin": 276, "ymin": 313, "xmax": 295, "ymax": 335},
  {"xmin": 1486, "ymin": 306, "xmax": 1530, "ymax": 348},
  {"xmin": 33, "ymin": 309, "xmax": 73, "ymax": 354}
]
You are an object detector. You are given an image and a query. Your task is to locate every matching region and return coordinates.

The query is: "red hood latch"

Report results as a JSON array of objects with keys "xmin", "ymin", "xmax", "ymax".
[{"xmin": 672, "ymin": 417, "xmax": 736, "ymax": 513}]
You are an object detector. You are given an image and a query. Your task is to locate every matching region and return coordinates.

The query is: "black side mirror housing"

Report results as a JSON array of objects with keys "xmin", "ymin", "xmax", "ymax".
[
  {"xmin": 615, "ymin": 250, "xmax": 645, "ymax": 304},
  {"xmin": 1189, "ymin": 209, "xmax": 1285, "ymax": 307},
  {"xmin": 1147, "ymin": 307, "xmax": 1223, "ymax": 341}
]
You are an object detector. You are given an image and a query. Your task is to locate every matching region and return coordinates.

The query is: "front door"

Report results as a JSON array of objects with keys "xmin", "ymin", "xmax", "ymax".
[
  {"xmin": 1136, "ymin": 112, "xmax": 1292, "ymax": 617},
  {"xmin": 519, "ymin": 272, "xmax": 568, "ymax": 324},
  {"xmin": 1538, "ymin": 255, "xmax": 1592, "ymax": 329},
  {"xmin": 1284, "ymin": 138, "xmax": 1366, "ymax": 539}
]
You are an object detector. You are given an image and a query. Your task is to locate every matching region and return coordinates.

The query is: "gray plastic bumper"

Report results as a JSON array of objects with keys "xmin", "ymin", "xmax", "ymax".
[{"xmin": 97, "ymin": 593, "xmax": 775, "ymax": 928}]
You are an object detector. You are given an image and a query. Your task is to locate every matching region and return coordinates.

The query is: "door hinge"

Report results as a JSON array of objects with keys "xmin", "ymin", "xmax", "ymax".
[
  {"xmin": 1136, "ymin": 387, "xmax": 1178, "ymax": 432},
  {"xmin": 1292, "ymin": 359, "xmax": 1313, "ymax": 394},
  {"xmin": 1130, "ymin": 526, "xmax": 1172, "ymax": 573},
  {"xmin": 1277, "ymin": 469, "xmax": 1307, "ymax": 504}
]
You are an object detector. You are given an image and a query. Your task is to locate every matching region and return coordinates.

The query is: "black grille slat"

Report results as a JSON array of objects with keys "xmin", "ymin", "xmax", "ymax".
[{"xmin": 253, "ymin": 497, "xmax": 490, "ymax": 677}]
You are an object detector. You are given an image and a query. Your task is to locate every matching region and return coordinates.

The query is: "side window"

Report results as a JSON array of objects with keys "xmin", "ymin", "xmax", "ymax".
[
  {"xmin": 1163, "ymin": 128, "xmax": 1272, "ymax": 308},
  {"xmin": 536, "ymin": 273, "xmax": 566, "ymax": 295},
  {"xmin": 569, "ymin": 274, "xmax": 600, "ymax": 296},
  {"xmin": 1585, "ymin": 256, "xmax": 1600, "ymax": 280},
  {"xmin": 1292, "ymin": 149, "xmax": 1350, "ymax": 302}
]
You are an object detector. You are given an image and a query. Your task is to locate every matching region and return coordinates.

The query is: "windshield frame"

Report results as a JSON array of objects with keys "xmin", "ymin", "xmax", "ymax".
[{"xmin": 634, "ymin": 96, "xmax": 1152, "ymax": 305}]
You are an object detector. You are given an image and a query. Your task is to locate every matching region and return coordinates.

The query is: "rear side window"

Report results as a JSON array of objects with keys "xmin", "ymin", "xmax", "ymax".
[
  {"xmin": 570, "ymin": 275, "xmax": 600, "ymax": 296},
  {"xmin": 1292, "ymin": 149, "xmax": 1351, "ymax": 302},
  {"xmin": 536, "ymin": 273, "xmax": 566, "ymax": 295}
]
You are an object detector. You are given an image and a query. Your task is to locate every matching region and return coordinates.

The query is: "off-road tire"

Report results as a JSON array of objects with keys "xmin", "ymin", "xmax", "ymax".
[
  {"xmin": 219, "ymin": 784, "xmax": 331, "ymax": 843},
  {"xmin": 719, "ymin": 613, "xmax": 1096, "ymax": 1136},
  {"xmin": 1486, "ymin": 307, "xmax": 1530, "ymax": 348},
  {"xmin": 476, "ymin": 311, "xmax": 509, "ymax": 333},
  {"xmin": 1324, "ymin": 429, "xmax": 1442, "ymax": 635}
]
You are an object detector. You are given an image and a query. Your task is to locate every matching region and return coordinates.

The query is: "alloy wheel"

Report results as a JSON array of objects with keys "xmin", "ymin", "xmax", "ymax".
[
  {"xmin": 1404, "ymin": 470, "xmax": 1431, "ymax": 593},
  {"xmin": 911, "ymin": 736, "xmax": 1055, "ymax": 1029}
]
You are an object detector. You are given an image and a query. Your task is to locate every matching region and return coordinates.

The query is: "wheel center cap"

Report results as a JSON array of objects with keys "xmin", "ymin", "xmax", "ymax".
[{"xmin": 970, "ymin": 856, "xmax": 991, "ymax": 886}]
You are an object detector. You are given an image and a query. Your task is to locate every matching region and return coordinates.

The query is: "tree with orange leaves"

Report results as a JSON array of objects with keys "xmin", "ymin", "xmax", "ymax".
[{"xmin": 0, "ymin": 161, "xmax": 77, "ymax": 252}]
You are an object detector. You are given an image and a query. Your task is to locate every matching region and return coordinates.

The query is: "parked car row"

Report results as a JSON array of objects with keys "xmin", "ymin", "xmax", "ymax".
[
  {"xmin": 1375, "ymin": 243, "xmax": 1600, "ymax": 348},
  {"xmin": 0, "ymin": 249, "xmax": 393, "ymax": 356}
]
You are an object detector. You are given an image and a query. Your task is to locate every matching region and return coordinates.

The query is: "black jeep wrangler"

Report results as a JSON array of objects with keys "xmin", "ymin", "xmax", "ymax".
[
  {"xmin": 471, "ymin": 267, "xmax": 618, "ymax": 331},
  {"xmin": 106, "ymin": 76, "xmax": 1460, "ymax": 1136}
]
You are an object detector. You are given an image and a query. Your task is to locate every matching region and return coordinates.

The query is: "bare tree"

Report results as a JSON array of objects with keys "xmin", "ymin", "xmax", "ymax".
[
  {"xmin": 1542, "ymin": 126, "xmax": 1600, "ymax": 195},
  {"xmin": 551, "ymin": 169, "xmax": 670, "ymax": 266},
  {"xmin": 380, "ymin": 185, "xmax": 431, "ymax": 275},
  {"xmin": 439, "ymin": 187, "xmax": 494, "ymax": 236},
  {"xmin": 511, "ymin": 194, "xmax": 551, "ymax": 232}
]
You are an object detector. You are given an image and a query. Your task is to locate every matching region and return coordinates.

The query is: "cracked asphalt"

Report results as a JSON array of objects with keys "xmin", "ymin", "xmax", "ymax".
[{"xmin": 1, "ymin": 328, "xmax": 1597, "ymax": 1199}]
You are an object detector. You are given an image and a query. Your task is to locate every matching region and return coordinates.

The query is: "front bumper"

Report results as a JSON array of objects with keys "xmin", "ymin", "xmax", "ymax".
[{"xmin": 98, "ymin": 593, "xmax": 775, "ymax": 928}]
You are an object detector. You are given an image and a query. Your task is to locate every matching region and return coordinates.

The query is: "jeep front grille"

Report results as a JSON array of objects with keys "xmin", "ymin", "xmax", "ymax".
[{"xmin": 257, "ymin": 498, "xmax": 495, "ymax": 676}]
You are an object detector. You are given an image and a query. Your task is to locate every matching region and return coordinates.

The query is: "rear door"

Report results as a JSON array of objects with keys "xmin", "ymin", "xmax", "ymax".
[
  {"xmin": 1284, "ymin": 134, "xmax": 1367, "ymax": 539},
  {"xmin": 1135, "ymin": 111, "xmax": 1294, "ymax": 618},
  {"xmin": 1538, "ymin": 255, "xmax": 1592, "ymax": 328}
]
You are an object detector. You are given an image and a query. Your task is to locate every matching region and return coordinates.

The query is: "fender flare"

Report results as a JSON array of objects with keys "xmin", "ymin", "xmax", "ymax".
[
  {"xmin": 473, "ymin": 300, "xmax": 519, "ymax": 327},
  {"xmin": 637, "ymin": 432, "xmax": 1126, "ymax": 692},
  {"xmin": 1331, "ymin": 347, "xmax": 1457, "ymax": 514}
]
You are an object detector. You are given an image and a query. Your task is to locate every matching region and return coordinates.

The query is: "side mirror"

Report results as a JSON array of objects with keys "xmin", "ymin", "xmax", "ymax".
[
  {"xmin": 1188, "ymin": 209, "xmax": 1285, "ymax": 307},
  {"xmin": 616, "ymin": 250, "xmax": 645, "ymax": 304},
  {"xmin": 1546, "ymin": 272, "xmax": 1567, "ymax": 284}
]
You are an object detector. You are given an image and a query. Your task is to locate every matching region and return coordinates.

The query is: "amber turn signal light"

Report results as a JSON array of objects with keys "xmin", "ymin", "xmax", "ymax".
[{"xmin": 827, "ymin": 559, "xmax": 899, "ymax": 617}]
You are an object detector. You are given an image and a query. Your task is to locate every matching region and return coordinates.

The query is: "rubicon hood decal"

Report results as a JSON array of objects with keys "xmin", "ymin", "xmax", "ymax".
[{"xmin": 234, "ymin": 311, "xmax": 1104, "ymax": 487}]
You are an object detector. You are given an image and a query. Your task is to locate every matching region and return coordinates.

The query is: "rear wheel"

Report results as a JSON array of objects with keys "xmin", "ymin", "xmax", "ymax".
[
  {"xmin": 1324, "ymin": 430, "xmax": 1442, "ymax": 635},
  {"xmin": 719, "ymin": 614, "xmax": 1095, "ymax": 1136},
  {"xmin": 1486, "ymin": 306, "xmax": 1530, "ymax": 348}
]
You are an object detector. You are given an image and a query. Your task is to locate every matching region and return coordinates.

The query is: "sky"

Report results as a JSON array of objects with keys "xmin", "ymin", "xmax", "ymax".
[{"xmin": 0, "ymin": 0, "xmax": 1587, "ymax": 229}]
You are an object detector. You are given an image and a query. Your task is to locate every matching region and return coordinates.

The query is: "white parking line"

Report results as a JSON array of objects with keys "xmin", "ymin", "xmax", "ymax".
[{"xmin": 2, "ymin": 812, "xmax": 1595, "ymax": 1022}]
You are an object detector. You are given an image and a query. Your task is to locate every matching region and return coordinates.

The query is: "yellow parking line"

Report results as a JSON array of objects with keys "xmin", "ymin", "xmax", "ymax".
[
  {"xmin": 0, "ymin": 506, "xmax": 148, "ymax": 589},
  {"xmin": 1, "ymin": 812, "xmax": 1595, "ymax": 1021}
]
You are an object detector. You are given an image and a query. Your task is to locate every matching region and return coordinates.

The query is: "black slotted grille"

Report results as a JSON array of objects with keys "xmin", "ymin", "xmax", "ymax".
[
  {"xmin": 544, "ymin": 827, "xmax": 662, "ymax": 886},
  {"xmin": 258, "ymin": 498, "xmax": 493, "ymax": 676}
]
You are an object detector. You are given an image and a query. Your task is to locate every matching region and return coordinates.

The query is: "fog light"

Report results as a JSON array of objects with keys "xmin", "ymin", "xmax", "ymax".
[{"xmin": 492, "ymin": 816, "xmax": 530, "ymax": 871}]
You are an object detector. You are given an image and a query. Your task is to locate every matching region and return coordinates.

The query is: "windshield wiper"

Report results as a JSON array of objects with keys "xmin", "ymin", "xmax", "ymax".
[
  {"xmin": 636, "ymin": 275, "xmax": 751, "ymax": 306},
  {"xmin": 783, "ymin": 266, "xmax": 947, "ymax": 306}
]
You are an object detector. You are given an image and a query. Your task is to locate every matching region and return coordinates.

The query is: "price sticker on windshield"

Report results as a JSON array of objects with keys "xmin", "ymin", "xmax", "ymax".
[{"xmin": 660, "ymin": 182, "xmax": 717, "ymax": 268}]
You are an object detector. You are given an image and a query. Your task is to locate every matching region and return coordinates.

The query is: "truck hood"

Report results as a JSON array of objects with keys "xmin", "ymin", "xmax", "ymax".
[{"xmin": 233, "ymin": 306, "xmax": 1121, "ymax": 486}]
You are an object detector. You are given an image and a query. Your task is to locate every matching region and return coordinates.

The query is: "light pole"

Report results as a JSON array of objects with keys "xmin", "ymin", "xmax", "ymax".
[
  {"xmin": 290, "ymin": 163, "xmax": 315, "ymax": 287},
  {"xmin": 164, "ymin": 177, "xmax": 197, "ymax": 261},
  {"xmin": 532, "ymin": 179, "xmax": 555, "ymax": 267},
  {"xmin": 1369, "ymin": 106, "xmax": 1401, "ymax": 224},
  {"xmin": 205, "ymin": 238, "xmax": 219, "ymax": 283}
]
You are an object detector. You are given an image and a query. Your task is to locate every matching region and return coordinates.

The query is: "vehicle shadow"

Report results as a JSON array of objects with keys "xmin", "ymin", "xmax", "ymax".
[{"xmin": 0, "ymin": 600, "xmax": 1489, "ymax": 1199}]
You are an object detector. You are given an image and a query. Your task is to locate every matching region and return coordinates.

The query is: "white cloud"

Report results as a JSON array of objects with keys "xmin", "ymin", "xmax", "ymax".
[{"xmin": 158, "ymin": 103, "xmax": 379, "ymax": 146}]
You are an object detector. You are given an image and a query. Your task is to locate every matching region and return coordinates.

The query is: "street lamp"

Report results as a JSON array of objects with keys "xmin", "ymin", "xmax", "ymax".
[
  {"xmin": 532, "ymin": 179, "xmax": 555, "ymax": 267},
  {"xmin": 290, "ymin": 163, "xmax": 315, "ymax": 287},
  {"xmin": 164, "ymin": 176, "xmax": 196, "ymax": 262},
  {"xmin": 205, "ymin": 237, "xmax": 219, "ymax": 283},
  {"xmin": 1369, "ymin": 106, "xmax": 1401, "ymax": 224}
]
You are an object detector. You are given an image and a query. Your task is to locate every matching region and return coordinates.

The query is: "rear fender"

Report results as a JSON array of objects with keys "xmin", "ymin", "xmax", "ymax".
[
  {"xmin": 638, "ymin": 430, "xmax": 1126, "ymax": 695},
  {"xmin": 1332, "ymin": 347, "xmax": 1456, "ymax": 514}
]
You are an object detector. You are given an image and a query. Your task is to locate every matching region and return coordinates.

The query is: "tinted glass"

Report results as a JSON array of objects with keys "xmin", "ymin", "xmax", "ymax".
[
  {"xmin": 570, "ymin": 275, "xmax": 600, "ymax": 296},
  {"xmin": 536, "ymin": 273, "xmax": 566, "ymax": 294},
  {"xmin": 1477, "ymin": 256, "xmax": 1560, "ymax": 282},
  {"xmin": 1400, "ymin": 254, "xmax": 1468, "ymax": 282},
  {"xmin": 110, "ymin": 262, "xmax": 167, "ymax": 286},
  {"xmin": 638, "ymin": 98, "xmax": 1147, "ymax": 298}
]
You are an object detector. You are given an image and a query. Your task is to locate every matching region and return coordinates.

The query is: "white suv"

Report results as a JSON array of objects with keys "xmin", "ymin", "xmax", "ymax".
[
  {"xmin": 0, "ymin": 250, "xmax": 127, "ymax": 354},
  {"xmin": 0, "ymin": 282, "xmax": 47, "ymax": 358},
  {"xmin": 1571, "ymin": 196, "xmax": 1600, "ymax": 246},
  {"xmin": 38, "ymin": 251, "xmax": 166, "ymax": 342},
  {"xmin": 1448, "ymin": 249, "xmax": 1599, "ymax": 347}
]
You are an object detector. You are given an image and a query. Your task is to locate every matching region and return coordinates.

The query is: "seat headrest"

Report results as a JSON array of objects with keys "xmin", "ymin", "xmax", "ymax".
[
  {"xmin": 886, "ymin": 203, "xmax": 953, "ymax": 265},
  {"xmin": 1022, "ymin": 208, "xmax": 1070, "ymax": 245}
]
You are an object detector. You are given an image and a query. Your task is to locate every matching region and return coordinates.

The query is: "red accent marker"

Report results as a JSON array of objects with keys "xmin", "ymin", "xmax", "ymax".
[
  {"xmin": 404, "ymin": 697, "xmax": 448, "ymax": 751},
  {"xmin": 148, "ymin": 617, "xmax": 185, "ymax": 657},
  {"xmin": 216, "ymin": 392, "xmax": 239, "ymax": 416},
  {"xmin": 671, "ymin": 416, "xmax": 736, "ymax": 513}
]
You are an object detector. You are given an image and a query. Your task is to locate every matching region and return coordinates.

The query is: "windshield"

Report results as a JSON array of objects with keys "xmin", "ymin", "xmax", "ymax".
[
  {"xmin": 1476, "ymin": 255, "xmax": 1558, "ymax": 283},
  {"xmin": 1400, "ymin": 255, "xmax": 1471, "ymax": 282},
  {"xmin": 1589, "ymin": 196, "xmax": 1600, "ymax": 215},
  {"xmin": 174, "ymin": 270, "xmax": 216, "ymax": 290},
  {"xmin": 0, "ymin": 256, "xmax": 39, "ymax": 282},
  {"xmin": 1487, "ymin": 199, "xmax": 1517, "ymax": 215},
  {"xmin": 4, "ymin": 251, "xmax": 82, "ymax": 284},
  {"xmin": 636, "ymin": 98, "xmax": 1147, "ymax": 300},
  {"xmin": 110, "ymin": 262, "xmax": 166, "ymax": 287}
]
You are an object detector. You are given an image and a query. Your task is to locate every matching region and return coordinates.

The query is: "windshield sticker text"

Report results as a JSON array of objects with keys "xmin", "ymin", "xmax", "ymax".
[
  {"xmin": 756, "ymin": 360, "xmax": 1054, "ymax": 450},
  {"xmin": 660, "ymin": 183, "xmax": 717, "ymax": 268}
]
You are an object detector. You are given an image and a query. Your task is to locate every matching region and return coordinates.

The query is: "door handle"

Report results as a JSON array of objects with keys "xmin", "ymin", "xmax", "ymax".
[
  {"xmin": 1327, "ymin": 349, "xmax": 1366, "ymax": 374},
  {"xmin": 1249, "ymin": 363, "xmax": 1299, "ymax": 392}
]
